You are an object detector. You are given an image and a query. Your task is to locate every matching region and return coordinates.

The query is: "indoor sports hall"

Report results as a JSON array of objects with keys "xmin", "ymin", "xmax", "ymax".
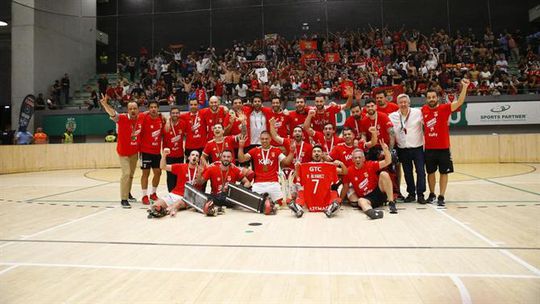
[{"xmin": 1, "ymin": 1, "xmax": 539, "ymax": 303}]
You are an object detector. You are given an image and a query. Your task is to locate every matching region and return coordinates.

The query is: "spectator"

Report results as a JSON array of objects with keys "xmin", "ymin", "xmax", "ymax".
[
  {"xmin": 15, "ymin": 126, "xmax": 33, "ymax": 145},
  {"xmin": 33, "ymin": 127, "xmax": 48, "ymax": 144},
  {"xmin": 62, "ymin": 127, "xmax": 74, "ymax": 144}
]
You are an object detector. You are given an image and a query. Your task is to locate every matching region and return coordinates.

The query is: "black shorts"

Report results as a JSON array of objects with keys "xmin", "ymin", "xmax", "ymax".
[
  {"xmin": 425, "ymin": 149, "xmax": 454, "ymax": 174},
  {"xmin": 363, "ymin": 187, "xmax": 387, "ymax": 208},
  {"xmin": 140, "ymin": 152, "xmax": 161, "ymax": 169}
]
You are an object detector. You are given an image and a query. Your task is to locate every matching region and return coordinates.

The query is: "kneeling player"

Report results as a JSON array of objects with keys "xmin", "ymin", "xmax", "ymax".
[
  {"xmin": 288, "ymin": 145, "xmax": 347, "ymax": 218},
  {"xmin": 340, "ymin": 142, "xmax": 397, "ymax": 220},
  {"xmin": 198, "ymin": 149, "xmax": 251, "ymax": 208},
  {"xmin": 148, "ymin": 148, "xmax": 202, "ymax": 217}
]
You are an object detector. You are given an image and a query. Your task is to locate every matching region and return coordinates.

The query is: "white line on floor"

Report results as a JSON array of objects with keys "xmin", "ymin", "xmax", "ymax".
[
  {"xmin": 0, "ymin": 209, "xmax": 112, "ymax": 249},
  {"xmin": 450, "ymin": 275, "xmax": 472, "ymax": 304},
  {"xmin": 0, "ymin": 265, "xmax": 18, "ymax": 276},
  {"xmin": 0, "ymin": 261, "xmax": 538, "ymax": 280},
  {"xmin": 433, "ymin": 206, "xmax": 540, "ymax": 277}
]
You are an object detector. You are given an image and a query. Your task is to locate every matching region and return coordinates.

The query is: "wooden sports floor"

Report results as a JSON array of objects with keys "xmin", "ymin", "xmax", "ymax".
[{"xmin": 1, "ymin": 163, "xmax": 539, "ymax": 303}]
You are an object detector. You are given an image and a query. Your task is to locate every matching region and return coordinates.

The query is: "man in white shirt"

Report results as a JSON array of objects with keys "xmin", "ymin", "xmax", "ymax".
[{"xmin": 389, "ymin": 93, "xmax": 426, "ymax": 204}]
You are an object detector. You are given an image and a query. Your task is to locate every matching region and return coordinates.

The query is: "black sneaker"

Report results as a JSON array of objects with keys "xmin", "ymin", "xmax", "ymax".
[
  {"xmin": 121, "ymin": 200, "xmax": 131, "ymax": 209},
  {"xmin": 404, "ymin": 194, "xmax": 416, "ymax": 203},
  {"xmin": 128, "ymin": 193, "xmax": 136, "ymax": 202},
  {"xmin": 396, "ymin": 193, "xmax": 405, "ymax": 203},
  {"xmin": 365, "ymin": 209, "xmax": 384, "ymax": 219},
  {"xmin": 417, "ymin": 195, "xmax": 427, "ymax": 204},
  {"xmin": 437, "ymin": 195, "xmax": 445, "ymax": 207},
  {"xmin": 427, "ymin": 193, "xmax": 436, "ymax": 204},
  {"xmin": 388, "ymin": 201, "xmax": 398, "ymax": 214}
]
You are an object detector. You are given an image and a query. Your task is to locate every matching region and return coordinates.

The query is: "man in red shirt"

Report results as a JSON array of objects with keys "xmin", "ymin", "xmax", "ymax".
[
  {"xmin": 149, "ymin": 148, "xmax": 203, "ymax": 217},
  {"xmin": 202, "ymin": 122, "xmax": 246, "ymax": 166},
  {"xmin": 100, "ymin": 95, "xmax": 143, "ymax": 208},
  {"xmin": 289, "ymin": 145, "xmax": 347, "ymax": 217},
  {"xmin": 422, "ymin": 78, "xmax": 470, "ymax": 206},
  {"xmin": 303, "ymin": 109, "xmax": 344, "ymax": 155},
  {"xmin": 163, "ymin": 106, "xmax": 187, "ymax": 192},
  {"xmin": 311, "ymin": 89, "xmax": 353, "ymax": 132},
  {"xmin": 374, "ymin": 91, "xmax": 399, "ymax": 115},
  {"xmin": 269, "ymin": 122, "xmax": 313, "ymax": 168},
  {"xmin": 237, "ymin": 131, "xmax": 295, "ymax": 205},
  {"xmin": 288, "ymin": 97, "xmax": 311, "ymax": 132},
  {"xmin": 360, "ymin": 99, "xmax": 396, "ymax": 159},
  {"xmin": 199, "ymin": 150, "xmax": 251, "ymax": 207},
  {"xmin": 139, "ymin": 100, "xmax": 164, "ymax": 205},
  {"xmin": 328, "ymin": 127, "xmax": 376, "ymax": 168},
  {"xmin": 343, "ymin": 102, "xmax": 363, "ymax": 140},
  {"xmin": 341, "ymin": 142, "xmax": 396, "ymax": 219},
  {"xmin": 267, "ymin": 97, "xmax": 291, "ymax": 148},
  {"xmin": 200, "ymin": 96, "xmax": 230, "ymax": 140},
  {"xmin": 181, "ymin": 99, "xmax": 207, "ymax": 159}
]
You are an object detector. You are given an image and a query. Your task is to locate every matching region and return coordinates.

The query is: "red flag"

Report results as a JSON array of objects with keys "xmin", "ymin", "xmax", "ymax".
[
  {"xmin": 299, "ymin": 40, "xmax": 317, "ymax": 51},
  {"xmin": 325, "ymin": 53, "xmax": 341, "ymax": 63}
]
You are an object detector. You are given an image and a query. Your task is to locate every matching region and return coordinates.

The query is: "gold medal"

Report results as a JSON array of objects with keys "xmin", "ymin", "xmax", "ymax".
[{"xmin": 263, "ymin": 165, "xmax": 268, "ymax": 172}]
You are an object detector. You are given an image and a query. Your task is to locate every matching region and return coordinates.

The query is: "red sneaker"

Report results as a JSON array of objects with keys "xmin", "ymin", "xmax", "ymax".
[
  {"xmin": 150, "ymin": 193, "xmax": 158, "ymax": 201},
  {"xmin": 142, "ymin": 195, "xmax": 150, "ymax": 205}
]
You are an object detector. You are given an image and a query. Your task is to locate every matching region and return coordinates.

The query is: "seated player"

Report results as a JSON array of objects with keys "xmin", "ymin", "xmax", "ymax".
[
  {"xmin": 237, "ymin": 131, "xmax": 295, "ymax": 206},
  {"xmin": 340, "ymin": 142, "xmax": 397, "ymax": 220},
  {"xmin": 288, "ymin": 145, "xmax": 348, "ymax": 218},
  {"xmin": 148, "ymin": 148, "xmax": 203, "ymax": 217},
  {"xmin": 198, "ymin": 149, "xmax": 251, "ymax": 208}
]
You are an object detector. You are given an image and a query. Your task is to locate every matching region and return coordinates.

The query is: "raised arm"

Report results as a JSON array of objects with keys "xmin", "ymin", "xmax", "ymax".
[
  {"xmin": 339, "ymin": 86, "xmax": 354, "ymax": 110},
  {"xmin": 451, "ymin": 78, "xmax": 471, "ymax": 112},
  {"xmin": 160, "ymin": 148, "xmax": 172, "ymax": 172},
  {"xmin": 268, "ymin": 117, "xmax": 285, "ymax": 145},
  {"xmin": 99, "ymin": 94, "xmax": 118, "ymax": 120},
  {"xmin": 364, "ymin": 126, "xmax": 378, "ymax": 149},
  {"xmin": 237, "ymin": 135, "xmax": 251, "ymax": 163},
  {"xmin": 378, "ymin": 141, "xmax": 392, "ymax": 169},
  {"xmin": 280, "ymin": 140, "xmax": 296, "ymax": 166},
  {"xmin": 303, "ymin": 109, "xmax": 316, "ymax": 137}
]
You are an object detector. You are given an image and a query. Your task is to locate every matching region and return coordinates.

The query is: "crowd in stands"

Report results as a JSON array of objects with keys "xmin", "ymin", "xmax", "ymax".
[{"xmin": 100, "ymin": 26, "xmax": 539, "ymax": 108}]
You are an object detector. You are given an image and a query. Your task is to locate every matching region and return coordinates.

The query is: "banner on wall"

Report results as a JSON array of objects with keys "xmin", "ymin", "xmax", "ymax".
[
  {"xmin": 299, "ymin": 40, "xmax": 317, "ymax": 51},
  {"xmin": 465, "ymin": 101, "xmax": 540, "ymax": 125}
]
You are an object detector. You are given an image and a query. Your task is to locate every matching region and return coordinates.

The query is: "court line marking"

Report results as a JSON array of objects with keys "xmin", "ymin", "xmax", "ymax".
[
  {"xmin": 0, "ymin": 265, "xmax": 18, "ymax": 276},
  {"xmin": 1, "ymin": 239, "xmax": 539, "ymax": 251},
  {"xmin": 0, "ymin": 261, "xmax": 539, "ymax": 280},
  {"xmin": 27, "ymin": 182, "xmax": 114, "ymax": 201},
  {"xmin": 0, "ymin": 209, "xmax": 112, "ymax": 249},
  {"xmin": 450, "ymin": 275, "xmax": 472, "ymax": 304},
  {"xmin": 455, "ymin": 171, "xmax": 540, "ymax": 196},
  {"xmin": 433, "ymin": 206, "xmax": 540, "ymax": 277}
]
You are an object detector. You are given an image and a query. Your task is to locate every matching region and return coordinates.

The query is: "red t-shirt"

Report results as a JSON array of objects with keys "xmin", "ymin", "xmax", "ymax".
[
  {"xmin": 344, "ymin": 115, "xmax": 363, "ymax": 139},
  {"xmin": 329, "ymin": 141, "xmax": 367, "ymax": 167},
  {"xmin": 422, "ymin": 103, "xmax": 452, "ymax": 149},
  {"xmin": 171, "ymin": 164, "xmax": 199, "ymax": 196},
  {"xmin": 202, "ymin": 162, "xmax": 243, "ymax": 194},
  {"xmin": 312, "ymin": 104, "xmax": 341, "ymax": 132},
  {"xmin": 283, "ymin": 138, "xmax": 313, "ymax": 168},
  {"xmin": 200, "ymin": 107, "xmax": 229, "ymax": 140},
  {"xmin": 116, "ymin": 113, "xmax": 143, "ymax": 156},
  {"xmin": 298, "ymin": 162, "xmax": 339, "ymax": 211},
  {"xmin": 139, "ymin": 113, "xmax": 163, "ymax": 154},
  {"xmin": 359, "ymin": 112, "xmax": 393, "ymax": 146},
  {"xmin": 163, "ymin": 120, "xmax": 187, "ymax": 158},
  {"xmin": 288, "ymin": 109, "xmax": 310, "ymax": 131},
  {"xmin": 203, "ymin": 135, "xmax": 237, "ymax": 163},
  {"xmin": 248, "ymin": 146, "xmax": 283, "ymax": 183},
  {"xmin": 344, "ymin": 161, "xmax": 381, "ymax": 197},
  {"xmin": 267, "ymin": 110, "xmax": 290, "ymax": 146},
  {"xmin": 309, "ymin": 131, "xmax": 343, "ymax": 154},
  {"xmin": 181, "ymin": 112, "xmax": 207, "ymax": 150},
  {"xmin": 376, "ymin": 102, "xmax": 399, "ymax": 115}
]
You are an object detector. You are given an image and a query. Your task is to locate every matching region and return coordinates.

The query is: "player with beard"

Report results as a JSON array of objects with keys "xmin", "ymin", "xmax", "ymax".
[
  {"xmin": 139, "ymin": 100, "xmax": 164, "ymax": 205},
  {"xmin": 267, "ymin": 97, "xmax": 291, "ymax": 148},
  {"xmin": 198, "ymin": 150, "xmax": 251, "ymax": 208},
  {"xmin": 341, "ymin": 143, "xmax": 397, "ymax": 219},
  {"xmin": 359, "ymin": 99, "xmax": 395, "ymax": 160},
  {"xmin": 288, "ymin": 145, "xmax": 348, "ymax": 218},
  {"xmin": 100, "ymin": 95, "xmax": 143, "ymax": 208},
  {"xmin": 148, "ymin": 149, "xmax": 203, "ymax": 217},
  {"xmin": 163, "ymin": 106, "xmax": 187, "ymax": 192},
  {"xmin": 328, "ymin": 127, "xmax": 377, "ymax": 168},
  {"xmin": 244, "ymin": 96, "xmax": 272, "ymax": 152},
  {"xmin": 268, "ymin": 121, "xmax": 313, "ymax": 167},
  {"xmin": 181, "ymin": 99, "xmax": 207, "ymax": 159},
  {"xmin": 202, "ymin": 121, "xmax": 246, "ymax": 166},
  {"xmin": 422, "ymin": 78, "xmax": 470, "ymax": 206},
  {"xmin": 200, "ymin": 96, "xmax": 230, "ymax": 141},
  {"xmin": 223, "ymin": 97, "xmax": 246, "ymax": 137},
  {"xmin": 373, "ymin": 91, "xmax": 399, "ymax": 115},
  {"xmin": 344, "ymin": 102, "xmax": 363, "ymax": 140},
  {"xmin": 311, "ymin": 87, "xmax": 353, "ymax": 132},
  {"xmin": 287, "ymin": 97, "xmax": 311, "ymax": 133},
  {"xmin": 303, "ymin": 109, "xmax": 343, "ymax": 155},
  {"xmin": 237, "ymin": 131, "xmax": 295, "ymax": 206}
]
